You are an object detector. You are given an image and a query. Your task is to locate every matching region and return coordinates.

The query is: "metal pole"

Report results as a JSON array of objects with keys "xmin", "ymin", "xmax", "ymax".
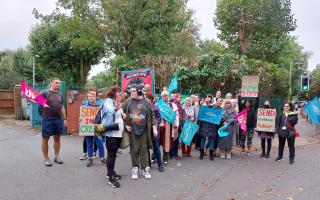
[
  {"xmin": 32, "ymin": 57, "xmax": 35, "ymax": 87},
  {"xmin": 289, "ymin": 61, "xmax": 292, "ymax": 101}
]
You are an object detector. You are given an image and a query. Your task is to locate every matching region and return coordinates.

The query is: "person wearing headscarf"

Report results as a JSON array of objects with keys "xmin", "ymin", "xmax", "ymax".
[
  {"xmin": 169, "ymin": 93, "xmax": 185, "ymax": 160},
  {"xmin": 181, "ymin": 97, "xmax": 195, "ymax": 157},
  {"xmin": 218, "ymin": 100, "xmax": 237, "ymax": 159}
]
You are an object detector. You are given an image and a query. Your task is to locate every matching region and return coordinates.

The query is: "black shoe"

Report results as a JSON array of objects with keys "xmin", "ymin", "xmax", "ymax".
[
  {"xmin": 265, "ymin": 154, "xmax": 270, "ymax": 158},
  {"xmin": 275, "ymin": 157, "xmax": 283, "ymax": 162},
  {"xmin": 108, "ymin": 177, "xmax": 120, "ymax": 188},
  {"xmin": 260, "ymin": 152, "xmax": 266, "ymax": 157},
  {"xmin": 158, "ymin": 164, "xmax": 164, "ymax": 172},
  {"xmin": 86, "ymin": 158, "xmax": 94, "ymax": 167},
  {"xmin": 54, "ymin": 158, "xmax": 63, "ymax": 164},
  {"xmin": 106, "ymin": 173, "xmax": 122, "ymax": 180},
  {"xmin": 289, "ymin": 158, "xmax": 295, "ymax": 164},
  {"xmin": 187, "ymin": 154, "xmax": 192, "ymax": 157}
]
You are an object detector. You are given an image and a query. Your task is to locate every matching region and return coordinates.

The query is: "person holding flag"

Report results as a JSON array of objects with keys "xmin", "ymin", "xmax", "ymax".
[
  {"xmin": 218, "ymin": 100, "xmax": 237, "ymax": 159},
  {"xmin": 22, "ymin": 77, "xmax": 67, "ymax": 167}
]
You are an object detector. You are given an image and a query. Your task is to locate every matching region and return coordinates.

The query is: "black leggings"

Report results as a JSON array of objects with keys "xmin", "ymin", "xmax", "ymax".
[
  {"xmin": 261, "ymin": 138, "xmax": 272, "ymax": 154},
  {"xmin": 278, "ymin": 136, "xmax": 295, "ymax": 159},
  {"xmin": 105, "ymin": 137, "xmax": 122, "ymax": 177}
]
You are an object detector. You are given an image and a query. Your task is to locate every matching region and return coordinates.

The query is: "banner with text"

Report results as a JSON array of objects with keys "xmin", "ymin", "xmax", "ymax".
[
  {"xmin": 256, "ymin": 108, "xmax": 276, "ymax": 132},
  {"xmin": 157, "ymin": 99, "xmax": 177, "ymax": 125},
  {"xmin": 240, "ymin": 75, "xmax": 259, "ymax": 97},
  {"xmin": 179, "ymin": 120, "xmax": 199, "ymax": 145},
  {"xmin": 79, "ymin": 106, "xmax": 100, "ymax": 136},
  {"xmin": 197, "ymin": 106, "xmax": 223, "ymax": 125},
  {"xmin": 121, "ymin": 68, "xmax": 154, "ymax": 94},
  {"xmin": 20, "ymin": 80, "xmax": 48, "ymax": 106},
  {"xmin": 235, "ymin": 109, "xmax": 248, "ymax": 132}
]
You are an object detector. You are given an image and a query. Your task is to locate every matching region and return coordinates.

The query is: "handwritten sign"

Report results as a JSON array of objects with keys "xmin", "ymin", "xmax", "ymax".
[
  {"xmin": 157, "ymin": 99, "xmax": 177, "ymax": 125},
  {"xmin": 256, "ymin": 108, "xmax": 276, "ymax": 132},
  {"xmin": 197, "ymin": 106, "xmax": 223, "ymax": 125},
  {"xmin": 240, "ymin": 76, "xmax": 259, "ymax": 97},
  {"xmin": 79, "ymin": 106, "xmax": 100, "ymax": 136},
  {"xmin": 179, "ymin": 120, "xmax": 199, "ymax": 145}
]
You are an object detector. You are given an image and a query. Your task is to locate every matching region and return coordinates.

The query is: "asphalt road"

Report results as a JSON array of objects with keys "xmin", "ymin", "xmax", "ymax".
[{"xmin": 0, "ymin": 118, "xmax": 319, "ymax": 200}]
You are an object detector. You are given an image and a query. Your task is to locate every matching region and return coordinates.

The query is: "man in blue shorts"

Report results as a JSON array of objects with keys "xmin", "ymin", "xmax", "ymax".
[{"xmin": 39, "ymin": 77, "xmax": 67, "ymax": 166}]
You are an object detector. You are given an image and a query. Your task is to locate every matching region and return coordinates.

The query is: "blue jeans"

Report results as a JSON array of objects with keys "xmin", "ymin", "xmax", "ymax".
[
  {"xmin": 86, "ymin": 136, "xmax": 105, "ymax": 158},
  {"xmin": 152, "ymin": 138, "xmax": 162, "ymax": 166},
  {"xmin": 200, "ymin": 136, "xmax": 214, "ymax": 150}
]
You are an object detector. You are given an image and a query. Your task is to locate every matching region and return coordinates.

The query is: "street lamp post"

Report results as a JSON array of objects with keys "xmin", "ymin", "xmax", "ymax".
[{"xmin": 32, "ymin": 57, "xmax": 35, "ymax": 87}]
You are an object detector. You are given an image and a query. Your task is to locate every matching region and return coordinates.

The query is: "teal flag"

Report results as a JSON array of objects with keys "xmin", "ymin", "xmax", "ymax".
[
  {"xmin": 179, "ymin": 120, "xmax": 199, "ymax": 145},
  {"xmin": 157, "ymin": 99, "xmax": 176, "ymax": 125},
  {"xmin": 197, "ymin": 105, "xmax": 224, "ymax": 125},
  {"xmin": 218, "ymin": 122, "xmax": 231, "ymax": 137},
  {"xmin": 167, "ymin": 75, "xmax": 178, "ymax": 95},
  {"xmin": 304, "ymin": 97, "xmax": 320, "ymax": 125}
]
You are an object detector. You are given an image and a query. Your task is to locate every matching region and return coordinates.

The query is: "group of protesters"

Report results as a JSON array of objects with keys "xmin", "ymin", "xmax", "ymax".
[{"xmin": 34, "ymin": 77, "xmax": 299, "ymax": 189}]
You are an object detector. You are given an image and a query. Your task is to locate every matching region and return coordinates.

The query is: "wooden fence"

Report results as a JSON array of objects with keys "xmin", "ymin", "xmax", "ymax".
[{"xmin": 0, "ymin": 90, "xmax": 14, "ymax": 115}]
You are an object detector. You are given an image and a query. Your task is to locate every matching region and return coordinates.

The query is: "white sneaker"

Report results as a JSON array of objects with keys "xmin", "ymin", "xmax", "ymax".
[
  {"xmin": 220, "ymin": 153, "xmax": 225, "ymax": 159},
  {"xmin": 131, "ymin": 167, "xmax": 139, "ymax": 180},
  {"xmin": 226, "ymin": 152, "xmax": 231, "ymax": 159},
  {"xmin": 143, "ymin": 167, "xmax": 151, "ymax": 179}
]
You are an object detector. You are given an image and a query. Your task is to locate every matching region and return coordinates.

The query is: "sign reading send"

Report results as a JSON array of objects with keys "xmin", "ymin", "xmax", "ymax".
[
  {"xmin": 256, "ymin": 108, "xmax": 276, "ymax": 132},
  {"xmin": 197, "ymin": 106, "xmax": 223, "ymax": 125},
  {"xmin": 79, "ymin": 106, "xmax": 100, "ymax": 136}
]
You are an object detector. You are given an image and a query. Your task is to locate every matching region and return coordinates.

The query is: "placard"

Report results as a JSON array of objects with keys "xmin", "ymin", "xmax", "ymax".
[
  {"xmin": 121, "ymin": 68, "xmax": 154, "ymax": 94},
  {"xmin": 197, "ymin": 105, "xmax": 223, "ymax": 125},
  {"xmin": 240, "ymin": 75, "xmax": 259, "ymax": 97},
  {"xmin": 179, "ymin": 120, "xmax": 199, "ymax": 145},
  {"xmin": 304, "ymin": 97, "xmax": 320, "ymax": 125},
  {"xmin": 157, "ymin": 99, "xmax": 177, "ymax": 125},
  {"xmin": 256, "ymin": 108, "xmax": 276, "ymax": 132},
  {"xmin": 79, "ymin": 106, "xmax": 100, "ymax": 136}
]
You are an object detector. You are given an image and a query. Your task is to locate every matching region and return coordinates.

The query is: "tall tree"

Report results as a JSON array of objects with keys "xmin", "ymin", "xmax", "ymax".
[
  {"xmin": 29, "ymin": 16, "xmax": 106, "ymax": 88},
  {"xmin": 214, "ymin": 0, "xmax": 296, "ymax": 60},
  {"xmin": 0, "ymin": 51, "xmax": 21, "ymax": 90}
]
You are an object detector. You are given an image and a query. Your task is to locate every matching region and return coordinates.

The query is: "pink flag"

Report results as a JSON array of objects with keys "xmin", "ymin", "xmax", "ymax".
[
  {"xmin": 20, "ymin": 80, "xmax": 48, "ymax": 106},
  {"xmin": 235, "ymin": 109, "xmax": 248, "ymax": 132}
]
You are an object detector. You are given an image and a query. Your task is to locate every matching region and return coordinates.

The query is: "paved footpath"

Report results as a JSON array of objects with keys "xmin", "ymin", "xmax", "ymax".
[{"xmin": 0, "ymin": 117, "xmax": 319, "ymax": 200}]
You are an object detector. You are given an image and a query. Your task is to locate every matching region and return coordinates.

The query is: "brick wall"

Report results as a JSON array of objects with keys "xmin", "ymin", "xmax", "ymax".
[{"xmin": 66, "ymin": 90, "xmax": 87, "ymax": 134}]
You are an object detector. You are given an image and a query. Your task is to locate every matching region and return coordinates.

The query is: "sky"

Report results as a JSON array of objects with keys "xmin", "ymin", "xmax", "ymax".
[{"xmin": 1, "ymin": 0, "xmax": 320, "ymax": 77}]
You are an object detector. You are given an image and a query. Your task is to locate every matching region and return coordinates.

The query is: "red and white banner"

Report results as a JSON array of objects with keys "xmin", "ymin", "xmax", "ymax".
[
  {"xmin": 235, "ymin": 109, "xmax": 248, "ymax": 132},
  {"xmin": 20, "ymin": 80, "xmax": 48, "ymax": 106}
]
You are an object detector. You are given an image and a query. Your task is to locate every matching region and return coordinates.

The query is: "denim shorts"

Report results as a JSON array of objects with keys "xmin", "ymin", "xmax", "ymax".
[{"xmin": 41, "ymin": 118, "xmax": 64, "ymax": 137}]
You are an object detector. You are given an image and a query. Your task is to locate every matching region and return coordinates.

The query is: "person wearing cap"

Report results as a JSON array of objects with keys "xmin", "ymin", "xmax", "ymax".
[{"xmin": 122, "ymin": 86, "xmax": 157, "ymax": 180}]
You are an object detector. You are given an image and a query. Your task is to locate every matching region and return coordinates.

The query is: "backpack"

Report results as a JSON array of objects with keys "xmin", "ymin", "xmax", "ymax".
[{"xmin": 38, "ymin": 89, "xmax": 63, "ymax": 117}]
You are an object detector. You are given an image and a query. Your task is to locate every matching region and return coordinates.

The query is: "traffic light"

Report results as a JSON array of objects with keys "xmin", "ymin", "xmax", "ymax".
[{"xmin": 300, "ymin": 76, "xmax": 310, "ymax": 92}]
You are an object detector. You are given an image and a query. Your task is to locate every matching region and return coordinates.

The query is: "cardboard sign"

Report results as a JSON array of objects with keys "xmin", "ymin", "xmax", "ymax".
[
  {"xmin": 179, "ymin": 120, "xmax": 199, "ymax": 145},
  {"xmin": 197, "ymin": 105, "xmax": 223, "ymax": 125},
  {"xmin": 121, "ymin": 68, "xmax": 154, "ymax": 94},
  {"xmin": 304, "ymin": 97, "xmax": 320, "ymax": 125},
  {"xmin": 256, "ymin": 108, "xmax": 276, "ymax": 132},
  {"xmin": 240, "ymin": 76, "xmax": 259, "ymax": 97},
  {"xmin": 157, "ymin": 99, "xmax": 177, "ymax": 125},
  {"xmin": 79, "ymin": 106, "xmax": 100, "ymax": 136}
]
